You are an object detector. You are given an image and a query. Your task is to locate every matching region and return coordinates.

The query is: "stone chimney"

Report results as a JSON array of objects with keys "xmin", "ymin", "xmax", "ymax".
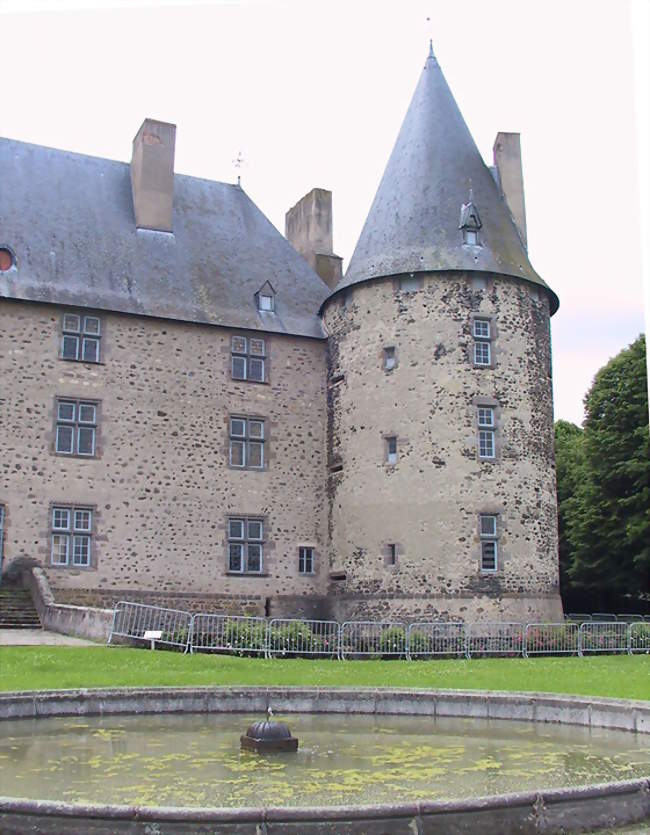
[
  {"xmin": 131, "ymin": 118, "xmax": 176, "ymax": 233},
  {"xmin": 492, "ymin": 132, "xmax": 527, "ymax": 250},
  {"xmin": 285, "ymin": 188, "xmax": 343, "ymax": 289}
]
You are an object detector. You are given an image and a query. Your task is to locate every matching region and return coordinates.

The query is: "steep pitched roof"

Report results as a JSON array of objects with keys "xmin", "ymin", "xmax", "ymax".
[
  {"xmin": 336, "ymin": 45, "xmax": 559, "ymax": 314},
  {"xmin": 0, "ymin": 138, "xmax": 329, "ymax": 338}
]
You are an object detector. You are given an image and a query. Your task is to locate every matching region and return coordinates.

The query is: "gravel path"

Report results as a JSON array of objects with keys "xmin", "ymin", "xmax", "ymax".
[{"xmin": 0, "ymin": 629, "xmax": 97, "ymax": 646}]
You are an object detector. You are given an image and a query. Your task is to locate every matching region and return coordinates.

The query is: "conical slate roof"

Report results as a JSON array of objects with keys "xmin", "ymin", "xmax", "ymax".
[{"xmin": 336, "ymin": 44, "xmax": 559, "ymax": 314}]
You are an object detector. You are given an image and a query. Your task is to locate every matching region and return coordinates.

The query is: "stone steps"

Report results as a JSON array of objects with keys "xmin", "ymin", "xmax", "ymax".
[{"xmin": 0, "ymin": 587, "xmax": 42, "ymax": 629}]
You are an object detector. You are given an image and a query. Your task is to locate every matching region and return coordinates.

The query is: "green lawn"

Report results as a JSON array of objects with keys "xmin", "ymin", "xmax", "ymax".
[{"xmin": 0, "ymin": 647, "xmax": 648, "ymax": 699}]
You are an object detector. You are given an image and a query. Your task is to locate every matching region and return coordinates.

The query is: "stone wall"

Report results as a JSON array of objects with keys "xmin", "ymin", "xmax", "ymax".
[
  {"xmin": 24, "ymin": 566, "xmax": 114, "ymax": 641},
  {"xmin": 0, "ymin": 300, "xmax": 328, "ymax": 610},
  {"xmin": 0, "ymin": 279, "xmax": 562, "ymax": 622},
  {"xmin": 322, "ymin": 272, "xmax": 562, "ymax": 622}
]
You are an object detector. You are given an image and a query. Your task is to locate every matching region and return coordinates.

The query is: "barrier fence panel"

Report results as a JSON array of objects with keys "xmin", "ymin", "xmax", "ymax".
[
  {"xmin": 407, "ymin": 622, "xmax": 466, "ymax": 660},
  {"xmin": 629, "ymin": 622, "xmax": 650, "ymax": 654},
  {"xmin": 592, "ymin": 612, "xmax": 617, "ymax": 622},
  {"xmin": 523, "ymin": 623, "xmax": 580, "ymax": 657},
  {"xmin": 340, "ymin": 621, "xmax": 406, "ymax": 660},
  {"xmin": 108, "ymin": 602, "xmax": 650, "ymax": 660},
  {"xmin": 108, "ymin": 601, "xmax": 192, "ymax": 651},
  {"xmin": 267, "ymin": 619, "xmax": 340, "ymax": 659},
  {"xmin": 566, "ymin": 613, "xmax": 592, "ymax": 622},
  {"xmin": 579, "ymin": 622, "xmax": 630, "ymax": 655},
  {"xmin": 190, "ymin": 614, "xmax": 267, "ymax": 655},
  {"xmin": 467, "ymin": 622, "xmax": 523, "ymax": 658}
]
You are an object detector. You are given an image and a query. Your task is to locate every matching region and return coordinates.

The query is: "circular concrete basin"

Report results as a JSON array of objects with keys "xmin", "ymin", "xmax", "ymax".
[{"xmin": 0, "ymin": 687, "xmax": 648, "ymax": 833}]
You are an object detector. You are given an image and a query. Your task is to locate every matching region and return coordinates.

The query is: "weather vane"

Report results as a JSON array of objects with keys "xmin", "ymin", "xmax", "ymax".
[
  {"xmin": 233, "ymin": 150, "xmax": 245, "ymax": 186},
  {"xmin": 425, "ymin": 12, "xmax": 434, "ymax": 59}
]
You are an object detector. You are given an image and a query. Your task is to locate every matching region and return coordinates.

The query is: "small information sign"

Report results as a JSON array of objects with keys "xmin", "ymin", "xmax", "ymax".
[{"xmin": 143, "ymin": 629, "xmax": 163, "ymax": 650}]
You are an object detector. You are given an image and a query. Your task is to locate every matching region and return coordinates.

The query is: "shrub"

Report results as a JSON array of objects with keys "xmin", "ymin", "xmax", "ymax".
[
  {"xmin": 223, "ymin": 619, "xmax": 267, "ymax": 654},
  {"xmin": 379, "ymin": 627, "xmax": 406, "ymax": 657},
  {"xmin": 406, "ymin": 630, "xmax": 433, "ymax": 657}
]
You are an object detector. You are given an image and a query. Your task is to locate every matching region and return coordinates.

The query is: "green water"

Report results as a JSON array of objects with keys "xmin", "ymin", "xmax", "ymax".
[{"xmin": 0, "ymin": 713, "xmax": 648, "ymax": 809}]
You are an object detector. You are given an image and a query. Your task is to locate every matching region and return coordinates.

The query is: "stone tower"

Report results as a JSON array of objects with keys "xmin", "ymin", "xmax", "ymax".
[{"xmin": 321, "ymin": 43, "xmax": 562, "ymax": 623}]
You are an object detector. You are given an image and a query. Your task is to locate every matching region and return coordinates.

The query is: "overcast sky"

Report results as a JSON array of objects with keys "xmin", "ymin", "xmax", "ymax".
[{"xmin": 1, "ymin": 0, "xmax": 647, "ymax": 425}]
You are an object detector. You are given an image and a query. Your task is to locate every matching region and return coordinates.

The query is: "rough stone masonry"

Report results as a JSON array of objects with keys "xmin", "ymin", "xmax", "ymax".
[{"xmin": 0, "ymin": 41, "xmax": 562, "ymax": 621}]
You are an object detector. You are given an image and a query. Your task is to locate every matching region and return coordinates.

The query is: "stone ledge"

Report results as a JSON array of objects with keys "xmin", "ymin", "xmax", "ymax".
[
  {"xmin": 0, "ymin": 779, "xmax": 649, "ymax": 834},
  {"xmin": 1, "ymin": 686, "xmax": 648, "ymax": 730}
]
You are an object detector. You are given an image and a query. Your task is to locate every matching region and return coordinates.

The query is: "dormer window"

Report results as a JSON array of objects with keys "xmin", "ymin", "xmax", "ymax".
[
  {"xmin": 256, "ymin": 281, "xmax": 275, "ymax": 313},
  {"xmin": 259, "ymin": 293, "xmax": 274, "ymax": 312},
  {"xmin": 459, "ymin": 189, "xmax": 482, "ymax": 247}
]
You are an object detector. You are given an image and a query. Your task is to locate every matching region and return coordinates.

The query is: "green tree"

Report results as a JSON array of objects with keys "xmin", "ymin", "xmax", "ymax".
[
  {"xmin": 554, "ymin": 420, "xmax": 584, "ymax": 595},
  {"xmin": 557, "ymin": 335, "xmax": 650, "ymax": 607}
]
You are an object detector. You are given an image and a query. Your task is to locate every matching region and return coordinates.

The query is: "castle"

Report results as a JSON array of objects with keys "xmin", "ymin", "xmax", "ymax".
[{"xmin": 0, "ymin": 43, "xmax": 562, "ymax": 623}]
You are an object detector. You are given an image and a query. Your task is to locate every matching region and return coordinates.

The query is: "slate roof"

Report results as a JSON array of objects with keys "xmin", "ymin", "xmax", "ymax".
[
  {"xmin": 0, "ymin": 138, "xmax": 329, "ymax": 338},
  {"xmin": 336, "ymin": 45, "xmax": 559, "ymax": 315}
]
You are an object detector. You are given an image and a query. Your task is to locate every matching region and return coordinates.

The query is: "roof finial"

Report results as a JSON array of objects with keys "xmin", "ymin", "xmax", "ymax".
[
  {"xmin": 428, "ymin": 38, "xmax": 434, "ymax": 59},
  {"xmin": 233, "ymin": 150, "xmax": 245, "ymax": 187}
]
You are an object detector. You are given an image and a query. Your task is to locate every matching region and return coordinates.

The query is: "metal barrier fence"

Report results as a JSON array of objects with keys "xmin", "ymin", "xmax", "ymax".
[
  {"xmin": 406, "ymin": 622, "xmax": 466, "ymax": 659},
  {"xmin": 523, "ymin": 622, "xmax": 580, "ymax": 657},
  {"xmin": 190, "ymin": 614, "xmax": 267, "ymax": 655},
  {"xmin": 579, "ymin": 621, "xmax": 630, "ymax": 654},
  {"xmin": 466, "ymin": 622, "xmax": 523, "ymax": 657},
  {"xmin": 566, "ymin": 612, "xmax": 650, "ymax": 623},
  {"xmin": 108, "ymin": 601, "xmax": 192, "ymax": 651},
  {"xmin": 108, "ymin": 604, "xmax": 650, "ymax": 658},
  {"xmin": 630, "ymin": 622, "xmax": 650, "ymax": 654},
  {"xmin": 267, "ymin": 618, "xmax": 340, "ymax": 659},
  {"xmin": 339, "ymin": 621, "xmax": 406, "ymax": 660}
]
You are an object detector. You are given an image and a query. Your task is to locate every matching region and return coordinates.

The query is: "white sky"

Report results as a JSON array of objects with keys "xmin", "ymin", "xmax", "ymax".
[{"xmin": 1, "ymin": 0, "xmax": 647, "ymax": 425}]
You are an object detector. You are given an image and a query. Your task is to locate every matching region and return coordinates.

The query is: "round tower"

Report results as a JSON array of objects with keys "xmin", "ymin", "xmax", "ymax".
[{"xmin": 322, "ymin": 44, "xmax": 562, "ymax": 623}]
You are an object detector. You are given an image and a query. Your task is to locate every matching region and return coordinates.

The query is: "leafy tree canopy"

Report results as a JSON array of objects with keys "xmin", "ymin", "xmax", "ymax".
[{"xmin": 556, "ymin": 335, "xmax": 649, "ymax": 608}]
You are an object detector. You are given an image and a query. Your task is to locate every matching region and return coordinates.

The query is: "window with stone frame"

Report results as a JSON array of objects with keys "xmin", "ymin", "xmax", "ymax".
[
  {"xmin": 386, "ymin": 435, "xmax": 398, "ymax": 465},
  {"xmin": 298, "ymin": 546, "xmax": 314, "ymax": 574},
  {"xmin": 383, "ymin": 346, "xmax": 396, "ymax": 371},
  {"xmin": 227, "ymin": 517, "xmax": 264, "ymax": 574},
  {"xmin": 55, "ymin": 399, "xmax": 98, "ymax": 457},
  {"xmin": 231, "ymin": 335, "xmax": 266, "ymax": 382},
  {"xmin": 229, "ymin": 416, "xmax": 265, "ymax": 469},
  {"xmin": 61, "ymin": 313, "xmax": 102, "ymax": 363},
  {"xmin": 477, "ymin": 406, "xmax": 495, "ymax": 459},
  {"xmin": 399, "ymin": 275, "xmax": 421, "ymax": 293},
  {"xmin": 473, "ymin": 318, "xmax": 492, "ymax": 367},
  {"xmin": 479, "ymin": 514, "xmax": 498, "ymax": 572},
  {"xmin": 50, "ymin": 505, "xmax": 93, "ymax": 568}
]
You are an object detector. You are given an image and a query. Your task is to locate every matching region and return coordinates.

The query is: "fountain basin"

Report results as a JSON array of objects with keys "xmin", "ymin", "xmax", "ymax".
[{"xmin": 0, "ymin": 687, "xmax": 648, "ymax": 834}]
